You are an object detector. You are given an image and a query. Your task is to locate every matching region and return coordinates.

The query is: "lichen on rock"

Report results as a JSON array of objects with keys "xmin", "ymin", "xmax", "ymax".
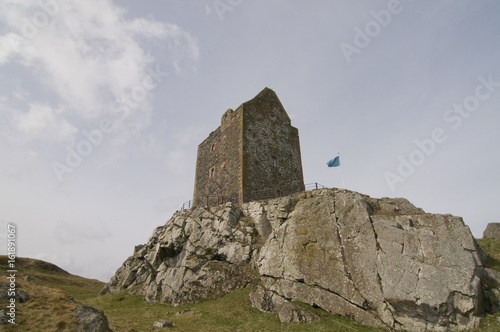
[{"xmin": 103, "ymin": 188, "xmax": 491, "ymax": 331}]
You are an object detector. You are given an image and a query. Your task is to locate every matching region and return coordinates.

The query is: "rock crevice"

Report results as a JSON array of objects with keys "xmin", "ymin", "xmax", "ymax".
[{"xmin": 103, "ymin": 188, "xmax": 493, "ymax": 331}]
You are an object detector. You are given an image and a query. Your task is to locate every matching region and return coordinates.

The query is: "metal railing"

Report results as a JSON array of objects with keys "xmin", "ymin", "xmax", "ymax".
[
  {"xmin": 180, "ymin": 182, "xmax": 328, "ymax": 211},
  {"xmin": 304, "ymin": 182, "xmax": 327, "ymax": 190},
  {"xmin": 180, "ymin": 200, "xmax": 193, "ymax": 211},
  {"xmin": 180, "ymin": 195, "xmax": 237, "ymax": 211}
]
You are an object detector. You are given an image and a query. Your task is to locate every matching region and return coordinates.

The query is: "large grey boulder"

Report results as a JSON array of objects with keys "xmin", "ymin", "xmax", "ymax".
[
  {"xmin": 103, "ymin": 188, "xmax": 488, "ymax": 331},
  {"xmin": 153, "ymin": 319, "xmax": 175, "ymax": 328},
  {"xmin": 252, "ymin": 190, "xmax": 484, "ymax": 331},
  {"xmin": 483, "ymin": 223, "xmax": 500, "ymax": 239},
  {"xmin": 0, "ymin": 310, "xmax": 9, "ymax": 324},
  {"xmin": 74, "ymin": 303, "xmax": 113, "ymax": 332},
  {"xmin": 249, "ymin": 285, "xmax": 319, "ymax": 323},
  {"xmin": 0, "ymin": 282, "xmax": 29, "ymax": 303},
  {"xmin": 482, "ymin": 268, "xmax": 500, "ymax": 313}
]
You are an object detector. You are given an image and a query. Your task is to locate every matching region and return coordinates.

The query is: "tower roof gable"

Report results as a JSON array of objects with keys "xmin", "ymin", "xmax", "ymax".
[{"xmin": 240, "ymin": 87, "xmax": 291, "ymax": 123}]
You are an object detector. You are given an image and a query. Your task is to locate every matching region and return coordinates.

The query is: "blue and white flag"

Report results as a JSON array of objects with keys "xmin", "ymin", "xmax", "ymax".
[{"xmin": 327, "ymin": 156, "xmax": 340, "ymax": 167}]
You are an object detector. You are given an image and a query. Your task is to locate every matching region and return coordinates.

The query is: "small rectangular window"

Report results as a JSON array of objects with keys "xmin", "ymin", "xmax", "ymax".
[
  {"xmin": 271, "ymin": 156, "xmax": 277, "ymax": 167},
  {"xmin": 209, "ymin": 166, "xmax": 215, "ymax": 178}
]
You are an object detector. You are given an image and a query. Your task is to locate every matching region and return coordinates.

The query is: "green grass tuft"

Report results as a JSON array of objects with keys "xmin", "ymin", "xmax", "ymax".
[
  {"xmin": 476, "ymin": 238, "xmax": 500, "ymax": 271},
  {"xmin": 85, "ymin": 288, "xmax": 383, "ymax": 332}
]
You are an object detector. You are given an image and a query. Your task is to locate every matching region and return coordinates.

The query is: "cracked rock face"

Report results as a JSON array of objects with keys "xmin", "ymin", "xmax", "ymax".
[
  {"xmin": 253, "ymin": 190, "xmax": 484, "ymax": 331},
  {"xmin": 103, "ymin": 188, "xmax": 486, "ymax": 331},
  {"xmin": 101, "ymin": 203, "xmax": 260, "ymax": 305}
]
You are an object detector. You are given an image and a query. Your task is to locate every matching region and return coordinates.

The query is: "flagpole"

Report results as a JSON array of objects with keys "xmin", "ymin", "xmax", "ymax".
[
  {"xmin": 327, "ymin": 153, "xmax": 346, "ymax": 189},
  {"xmin": 340, "ymin": 163, "xmax": 346, "ymax": 189},
  {"xmin": 338, "ymin": 152, "xmax": 345, "ymax": 189}
]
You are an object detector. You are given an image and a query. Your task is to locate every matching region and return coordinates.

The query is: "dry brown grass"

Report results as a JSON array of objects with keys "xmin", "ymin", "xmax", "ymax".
[
  {"xmin": 0, "ymin": 256, "xmax": 106, "ymax": 331},
  {"xmin": 0, "ymin": 278, "xmax": 80, "ymax": 331}
]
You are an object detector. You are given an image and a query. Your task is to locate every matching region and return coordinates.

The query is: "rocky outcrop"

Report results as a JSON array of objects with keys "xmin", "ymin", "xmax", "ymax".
[
  {"xmin": 74, "ymin": 303, "xmax": 113, "ymax": 332},
  {"xmin": 103, "ymin": 188, "xmax": 490, "ymax": 331},
  {"xmin": 249, "ymin": 285, "xmax": 320, "ymax": 323},
  {"xmin": 101, "ymin": 204, "xmax": 260, "ymax": 304},
  {"xmin": 153, "ymin": 319, "xmax": 175, "ymax": 328},
  {"xmin": 0, "ymin": 282, "xmax": 29, "ymax": 303},
  {"xmin": 483, "ymin": 223, "xmax": 500, "ymax": 239},
  {"xmin": 481, "ymin": 268, "xmax": 500, "ymax": 313},
  {"xmin": 0, "ymin": 310, "xmax": 9, "ymax": 324}
]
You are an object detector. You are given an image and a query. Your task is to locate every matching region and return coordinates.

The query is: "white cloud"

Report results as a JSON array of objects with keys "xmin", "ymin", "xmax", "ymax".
[
  {"xmin": 205, "ymin": 4, "xmax": 213, "ymax": 15},
  {"xmin": 13, "ymin": 102, "xmax": 77, "ymax": 142},
  {"xmin": 0, "ymin": 34, "xmax": 15, "ymax": 65},
  {"xmin": 0, "ymin": 0, "xmax": 199, "ymax": 142}
]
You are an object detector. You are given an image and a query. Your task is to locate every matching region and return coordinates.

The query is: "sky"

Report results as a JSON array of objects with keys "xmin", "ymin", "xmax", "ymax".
[{"xmin": 0, "ymin": 0, "xmax": 499, "ymax": 282}]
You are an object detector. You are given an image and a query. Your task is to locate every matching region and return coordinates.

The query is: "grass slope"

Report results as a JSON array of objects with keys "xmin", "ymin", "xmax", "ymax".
[
  {"xmin": 86, "ymin": 288, "xmax": 381, "ymax": 332},
  {"xmin": 0, "ymin": 256, "xmax": 104, "ymax": 331},
  {"xmin": 3, "ymin": 238, "xmax": 500, "ymax": 331},
  {"xmin": 476, "ymin": 238, "xmax": 500, "ymax": 271}
]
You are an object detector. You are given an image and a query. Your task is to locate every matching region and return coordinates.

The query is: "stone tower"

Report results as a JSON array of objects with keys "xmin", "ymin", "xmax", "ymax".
[{"xmin": 193, "ymin": 87, "xmax": 304, "ymax": 207}]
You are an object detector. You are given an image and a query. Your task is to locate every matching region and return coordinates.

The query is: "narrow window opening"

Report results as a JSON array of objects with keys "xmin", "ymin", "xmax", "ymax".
[
  {"xmin": 211, "ymin": 143, "xmax": 216, "ymax": 152},
  {"xmin": 271, "ymin": 156, "xmax": 277, "ymax": 167},
  {"xmin": 221, "ymin": 161, "xmax": 227, "ymax": 169},
  {"xmin": 209, "ymin": 166, "xmax": 215, "ymax": 178}
]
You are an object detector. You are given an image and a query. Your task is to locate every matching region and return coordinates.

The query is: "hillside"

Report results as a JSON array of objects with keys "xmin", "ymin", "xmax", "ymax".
[
  {"xmin": 2, "ymin": 189, "xmax": 500, "ymax": 331},
  {"xmin": 0, "ymin": 256, "xmax": 385, "ymax": 331},
  {"xmin": 0, "ymin": 256, "xmax": 109, "ymax": 331},
  {"xmin": 102, "ymin": 188, "xmax": 500, "ymax": 331},
  {"xmin": 0, "ymin": 236, "xmax": 500, "ymax": 331}
]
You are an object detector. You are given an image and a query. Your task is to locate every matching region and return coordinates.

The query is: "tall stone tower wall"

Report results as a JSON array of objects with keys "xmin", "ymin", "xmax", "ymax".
[
  {"xmin": 193, "ymin": 88, "xmax": 304, "ymax": 207},
  {"xmin": 193, "ymin": 108, "xmax": 243, "ymax": 207},
  {"xmin": 241, "ymin": 88, "xmax": 304, "ymax": 202}
]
